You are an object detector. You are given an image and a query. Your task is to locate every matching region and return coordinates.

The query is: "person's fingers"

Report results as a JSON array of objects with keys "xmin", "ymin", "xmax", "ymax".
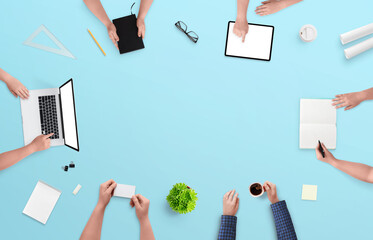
[
  {"xmin": 332, "ymin": 99, "xmax": 344, "ymax": 106},
  {"xmin": 114, "ymin": 32, "xmax": 119, "ymax": 42},
  {"xmin": 106, "ymin": 182, "xmax": 117, "ymax": 195},
  {"xmin": 109, "ymin": 33, "xmax": 116, "ymax": 44},
  {"xmin": 235, "ymin": 197, "xmax": 240, "ymax": 210},
  {"xmin": 233, "ymin": 28, "xmax": 242, "ymax": 38},
  {"xmin": 11, "ymin": 90, "xmax": 17, "ymax": 97},
  {"xmin": 131, "ymin": 195, "xmax": 141, "ymax": 208},
  {"xmin": 336, "ymin": 103, "xmax": 349, "ymax": 109},
  {"xmin": 345, "ymin": 105, "xmax": 354, "ymax": 111},
  {"xmin": 233, "ymin": 192, "xmax": 238, "ymax": 203},
  {"xmin": 224, "ymin": 191, "xmax": 230, "ymax": 199},
  {"xmin": 335, "ymin": 94, "xmax": 343, "ymax": 98},
  {"xmin": 332, "ymin": 97, "xmax": 341, "ymax": 102},
  {"xmin": 45, "ymin": 133, "xmax": 54, "ymax": 138},
  {"xmin": 130, "ymin": 199, "xmax": 134, "ymax": 207},
  {"xmin": 262, "ymin": 1, "xmax": 270, "ymax": 3},
  {"xmin": 16, "ymin": 90, "xmax": 25, "ymax": 99},
  {"xmin": 22, "ymin": 88, "xmax": 29, "ymax": 98},
  {"xmin": 45, "ymin": 133, "xmax": 54, "ymax": 139},
  {"xmin": 109, "ymin": 33, "xmax": 119, "ymax": 50},
  {"xmin": 138, "ymin": 28, "xmax": 141, "ymax": 38},
  {"xmin": 321, "ymin": 143, "xmax": 331, "ymax": 155},
  {"xmin": 19, "ymin": 90, "xmax": 28, "ymax": 99},
  {"xmin": 141, "ymin": 28, "xmax": 145, "ymax": 39},
  {"xmin": 256, "ymin": 5, "xmax": 266, "ymax": 10},
  {"xmin": 137, "ymin": 194, "xmax": 145, "ymax": 203},
  {"xmin": 227, "ymin": 190, "xmax": 233, "ymax": 199},
  {"xmin": 230, "ymin": 190, "xmax": 236, "ymax": 200},
  {"xmin": 103, "ymin": 179, "xmax": 115, "ymax": 187}
]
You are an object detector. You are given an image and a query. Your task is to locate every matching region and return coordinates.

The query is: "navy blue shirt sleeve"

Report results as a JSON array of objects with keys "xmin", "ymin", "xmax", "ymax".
[
  {"xmin": 270, "ymin": 200, "xmax": 297, "ymax": 240},
  {"xmin": 218, "ymin": 215, "xmax": 237, "ymax": 240}
]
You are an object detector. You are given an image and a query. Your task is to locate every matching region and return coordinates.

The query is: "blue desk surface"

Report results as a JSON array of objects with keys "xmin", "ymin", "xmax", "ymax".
[{"xmin": 1, "ymin": 0, "xmax": 373, "ymax": 239}]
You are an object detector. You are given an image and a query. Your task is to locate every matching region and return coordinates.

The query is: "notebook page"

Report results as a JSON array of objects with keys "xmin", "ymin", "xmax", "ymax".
[
  {"xmin": 300, "ymin": 124, "xmax": 336, "ymax": 149},
  {"xmin": 300, "ymin": 99, "xmax": 336, "ymax": 125}
]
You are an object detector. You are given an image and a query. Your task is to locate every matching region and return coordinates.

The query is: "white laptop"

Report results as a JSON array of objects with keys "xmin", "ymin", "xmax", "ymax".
[
  {"xmin": 225, "ymin": 21, "xmax": 274, "ymax": 61},
  {"xmin": 20, "ymin": 79, "xmax": 79, "ymax": 151}
]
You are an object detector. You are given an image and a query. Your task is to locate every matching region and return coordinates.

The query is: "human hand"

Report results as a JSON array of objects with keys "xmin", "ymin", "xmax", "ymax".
[
  {"xmin": 255, "ymin": 0, "xmax": 286, "ymax": 16},
  {"xmin": 233, "ymin": 18, "xmax": 249, "ymax": 42},
  {"xmin": 332, "ymin": 91, "xmax": 366, "ymax": 111},
  {"xmin": 97, "ymin": 179, "xmax": 117, "ymax": 208},
  {"xmin": 28, "ymin": 133, "xmax": 54, "ymax": 152},
  {"xmin": 315, "ymin": 142, "xmax": 336, "ymax": 164},
  {"xmin": 263, "ymin": 181, "xmax": 279, "ymax": 204},
  {"xmin": 137, "ymin": 18, "xmax": 145, "ymax": 39},
  {"xmin": 223, "ymin": 190, "xmax": 239, "ymax": 216},
  {"xmin": 130, "ymin": 194, "xmax": 150, "ymax": 222},
  {"xmin": 5, "ymin": 76, "xmax": 29, "ymax": 99},
  {"xmin": 106, "ymin": 23, "xmax": 119, "ymax": 49}
]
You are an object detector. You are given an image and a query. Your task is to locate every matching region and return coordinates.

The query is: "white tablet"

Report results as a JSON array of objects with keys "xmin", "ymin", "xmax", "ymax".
[{"xmin": 225, "ymin": 21, "xmax": 274, "ymax": 61}]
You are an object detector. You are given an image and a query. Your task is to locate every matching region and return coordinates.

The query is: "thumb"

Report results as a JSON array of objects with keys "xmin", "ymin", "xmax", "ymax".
[
  {"xmin": 131, "ymin": 195, "xmax": 141, "ymax": 208},
  {"xmin": 138, "ymin": 28, "xmax": 141, "ymax": 38},
  {"xmin": 107, "ymin": 182, "xmax": 117, "ymax": 195}
]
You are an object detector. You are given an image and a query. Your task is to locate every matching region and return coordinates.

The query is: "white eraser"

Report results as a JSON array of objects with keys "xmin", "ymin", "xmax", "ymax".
[
  {"xmin": 113, "ymin": 184, "xmax": 136, "ymax": 198},
  {"xmin": 73, "ymin": 184, "xmax": 82, "ymax": 195}
]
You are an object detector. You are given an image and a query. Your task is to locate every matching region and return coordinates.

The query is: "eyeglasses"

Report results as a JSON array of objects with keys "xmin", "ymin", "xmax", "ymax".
[{"xmin": 175, "ymin": 21, "xmax": 199, "ymax": 43}]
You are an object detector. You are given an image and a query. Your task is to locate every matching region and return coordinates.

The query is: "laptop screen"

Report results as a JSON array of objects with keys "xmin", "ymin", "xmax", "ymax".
[{"xmin": 59, "ymin": 79, "xmax": 79, "ymax": 151}]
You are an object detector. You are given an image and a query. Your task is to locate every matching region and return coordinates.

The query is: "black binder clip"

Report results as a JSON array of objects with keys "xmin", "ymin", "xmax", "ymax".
[
  {"xmin": 62, "ymin": 166, "xmax": 69, "ymax": 172},
  {"xmin": 69, "ymin": 161, "xmax": 75, "ymax": 168}
]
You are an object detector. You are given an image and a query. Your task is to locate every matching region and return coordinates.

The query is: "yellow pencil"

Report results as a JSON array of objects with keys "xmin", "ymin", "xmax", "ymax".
[{"xmin": 87, "ymin": 29, "xmax": 106, "ymax": 56}]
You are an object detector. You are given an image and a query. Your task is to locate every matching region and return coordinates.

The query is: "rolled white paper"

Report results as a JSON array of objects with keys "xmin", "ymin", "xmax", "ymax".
[
  {"xmin": 344, "ymin": 37, "xmax": 373, "ymax": 59},
  {"xmin": 340, "ymin": 23, "xmax": 373, "ymax": 45}
]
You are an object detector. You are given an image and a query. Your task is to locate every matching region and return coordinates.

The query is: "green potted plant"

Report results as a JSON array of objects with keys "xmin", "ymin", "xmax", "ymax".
[{"xmin": 167, "ymin": 183, "xmax": 198, "ymax": 214}]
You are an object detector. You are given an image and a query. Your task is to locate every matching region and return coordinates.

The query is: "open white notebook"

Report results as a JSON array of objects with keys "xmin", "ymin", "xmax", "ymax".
[{"xmin": 299, "ymin": 99, "xmax": 336, "ymax": 149}]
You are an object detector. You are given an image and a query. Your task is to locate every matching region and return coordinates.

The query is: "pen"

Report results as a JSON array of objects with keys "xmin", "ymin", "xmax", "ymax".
[
  {"xmin": 318, "ymin": 140, "xmax": 325, "ymax": 158},
  {"xmin": 87, "ymin": 29, "xmax": 106, "ymax": 56}
]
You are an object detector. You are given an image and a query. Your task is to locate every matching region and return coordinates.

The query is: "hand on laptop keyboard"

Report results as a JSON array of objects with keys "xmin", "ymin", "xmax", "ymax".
[{"xmin": 28, "ymin": 133, "xmax": 54, "ymax": 152}]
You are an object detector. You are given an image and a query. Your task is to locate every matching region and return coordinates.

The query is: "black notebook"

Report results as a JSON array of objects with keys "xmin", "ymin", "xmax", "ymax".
[{"xmin": 112, "ymin": 14, "xmax": 145, "ymax": 54}]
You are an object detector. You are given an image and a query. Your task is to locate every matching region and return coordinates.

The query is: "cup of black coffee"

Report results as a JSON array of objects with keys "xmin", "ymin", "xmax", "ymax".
[{"xmin": 249, "ymin": 183, "xmax": 264, "ymax": 197}]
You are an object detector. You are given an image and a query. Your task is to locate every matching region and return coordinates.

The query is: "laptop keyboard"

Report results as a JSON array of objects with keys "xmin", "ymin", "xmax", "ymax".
[{"xmin": 38, "ymin": 95, "xmax": 59, "ymax": 139}]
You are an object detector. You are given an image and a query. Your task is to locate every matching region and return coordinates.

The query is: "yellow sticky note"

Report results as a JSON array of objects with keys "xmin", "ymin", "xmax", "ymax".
[{"xmin": 302, "ymin": 184, "xmax": 317, "ymax": 201}]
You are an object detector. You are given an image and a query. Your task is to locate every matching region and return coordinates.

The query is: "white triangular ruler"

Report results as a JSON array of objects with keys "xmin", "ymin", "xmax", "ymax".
[{"xmin": 23, "ymin": 25, "xmax": 76, "ymax": 59}]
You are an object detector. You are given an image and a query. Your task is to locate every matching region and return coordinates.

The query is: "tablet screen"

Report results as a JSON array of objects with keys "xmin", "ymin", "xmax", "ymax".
[{"xmin": 225, "ymin": 22, "xmax": 274, "ymax": 61}]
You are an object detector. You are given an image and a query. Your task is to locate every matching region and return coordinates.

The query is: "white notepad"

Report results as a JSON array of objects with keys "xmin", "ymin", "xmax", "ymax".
[
  {"xmin": 23, "ymin": 181, "xmax": 61, "ymax": 224},
  {"xmin": 225, "ymin": 21, "xmax": 274, "ymax": 61},
  {"xmin": 302, "ymin": 184, "xmax": 318, "ymax": 201},
  {"xmin": 113, "ymin": 184, "xmax": 136, "ymax": 198},
  {"xmin": 299, "ymin": 99, "xmax": 336, "ymax": 149}
]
